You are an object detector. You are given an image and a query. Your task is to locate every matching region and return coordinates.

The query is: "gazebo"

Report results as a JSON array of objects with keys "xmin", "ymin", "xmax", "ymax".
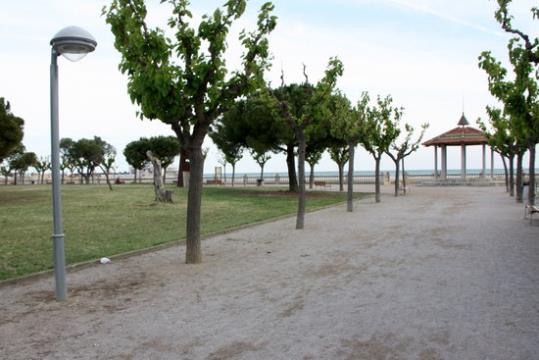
[{"xmin": 423, "ymin": 114, "xmax": 493, "ymax": 180}]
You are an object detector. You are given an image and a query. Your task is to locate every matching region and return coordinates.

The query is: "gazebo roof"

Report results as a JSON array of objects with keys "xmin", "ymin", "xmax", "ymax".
[{"xmin": 423, "ymin": 114, "xmax": 488, "ymax": 147}]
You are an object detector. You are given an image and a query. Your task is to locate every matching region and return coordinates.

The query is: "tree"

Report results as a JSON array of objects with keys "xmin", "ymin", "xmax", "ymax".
[
  {"xmin": 1, "ymin": 144, "xmax": 24, "ymax": 185},
  {"xmin": 11, "ymin": 151, "xmax": 37, "ymax": 185},
  {"xmin": 60, "ymin": 138, "xmax": 76, "ymax": 184},
  {"xmin": 71, "ymin": 137, "xmax": 104, "ymax": 184},
  {"xmin": 306, "ymin": 146, "xmax": 323, "ymax": 190},
  {"xmin": 361, "ymin": 96, "xmax": 402, "ymax": 203},
  {"xmin": 147, "ymin": 151, "xmax": 173, "ymax": 202},
  {"xmin": 147, "ymin": 136, "xmax": 181, "ymax": 184},
  {"xmin": 124, "ymin": 139, "xmax": 150, "ymax": 183},
  {"xmin": 275, "ymin": 59, "xmax": 343, "ymax": 229},
  {"xmin": 328, "ymin": 143, "xmax": 349, "ymax": 192},
  {"xmin": 218, "ymin": 93, "xmax": 297, "ymax": 191},
  {"xmin": 105, "ymin": 0, "xmax": 277, "ymax": 264},
  {"xmin": 251, "ymin": 149, "xmax": 271, "ymax": 182},
  {"xmin": 385, "ymin": 123, "xmax": 428, "ymax": 196},
  {"xmin": 479, "ymin": 1, "xmax": 539, "ymax": 205},
  {"xmin": 210, "ymin": 118, "xmax": 244, "ymax": 186},
  {"xmin": 0, "ymin": 165, "xmax": 11, "ymax": 185},
  {"xmin": 96, "ymin": 140, "xmax": 116, "ymax": 191},
  {"xmin": 330, "ymin": 91, "xmax": 370, "ymax": 211},
  {"xmin": 33, "ymin": 156, "xmax": 51, "ymax": 184},
  {"xmin": 0, "ymin": 98, "xmax": 24, "ymax": 163},
  {"xmin": 478, "ymin": 107, "xmax": 524, "ymax": 198}
]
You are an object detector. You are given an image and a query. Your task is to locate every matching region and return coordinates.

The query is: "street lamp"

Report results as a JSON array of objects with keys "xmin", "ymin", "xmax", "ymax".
[{"xmin": 50, "ymin": 26, "xmax": 96, "ymax": 300}]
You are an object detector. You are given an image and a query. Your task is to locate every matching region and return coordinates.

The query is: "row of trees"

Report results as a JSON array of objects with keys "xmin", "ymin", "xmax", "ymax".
[
  {"xmin": 212, "ymin": 81, "xmax": 428, "ymax": 206},
  {"xmin": 59, "ymin": 137, "xmax": 117, "ymax": 190},
  {"xmin": 104, "ymin": 0, "xmax": 427, "ymax": 264},
  {"xmin": 478, "ymin": 0, "xmax": 538, "ymax": 205}
]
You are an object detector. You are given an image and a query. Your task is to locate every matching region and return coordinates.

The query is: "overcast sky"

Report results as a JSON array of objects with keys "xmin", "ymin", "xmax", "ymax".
[{"xmin": 1, "ymin": 0, "xmax": 537, "ymax": 174}]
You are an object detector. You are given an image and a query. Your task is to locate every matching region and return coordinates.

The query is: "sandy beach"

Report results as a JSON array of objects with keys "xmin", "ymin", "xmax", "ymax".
[{"xmin": 1, "ymin": 185, "xmax": 538, "ymax": 359}]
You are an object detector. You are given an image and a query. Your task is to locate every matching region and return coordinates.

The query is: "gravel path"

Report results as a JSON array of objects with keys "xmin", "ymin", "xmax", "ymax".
[{"xmin": 1, "ymin": 186, "xmax": 538, "ymax": 360}]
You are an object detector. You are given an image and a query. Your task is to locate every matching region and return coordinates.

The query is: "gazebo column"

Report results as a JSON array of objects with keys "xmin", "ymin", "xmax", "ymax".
[
  {"xmin": 481, "ymin": 144, "xmax": 486, "ymax": 178},
  {"xmin": 434, "ymin": 146, "xmax": 438, "ymax": 179},
  {"xmin": 490, "ymin": 147, "xmax": 494, "ymax": 179},
  {"xmin": 461, "ymin": 144, "xmax": 467, "ymax": 179},
  {"xmin": 441, "ymin": 145, "xmax": 447, "ymax": 180}
]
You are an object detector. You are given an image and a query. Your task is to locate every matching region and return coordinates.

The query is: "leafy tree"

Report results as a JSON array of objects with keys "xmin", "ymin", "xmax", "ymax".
[
  {"xmin": 478, "ymin": 107, "xmax": 524, "ymax": 197},
  {"xmin": 218, "ymin": 93, "xmax": 297, "ymax": 191},
  {"xmin": 71, "ymin": 137, "xmax": 104, "ymax": 184},
  {"xmin": 11, "ymin": 151, "xmax": 37, "ymax": 185},
  {"xmin": 60, "ymin": 138, "xmax": 76, "ymax": 184},
  {"xmin": 328, "ymin": 143, "xmax": 349, "ymax": 192},
  {"xmin": 306, "ymin": 146, "xmax": 323, "ymax": 190},
  {"xmin": 330, "ymin": 91, "xmax": 369, "ymax": 211},
  {"xmin": 210, "ymin": 119, "xmax": 244, "ymax": 186},
  {"xmin": 33, "ymin": 156, "xmax": 51, "ymax": 184},
  {"xmin": 479, "ymin": 1, "xmax": 539, "ymax": 204},
  {"xmin": 0, "ymin": 145, "xmax": 24, "ymax": 185},
  {"xmin": 105, "ymin": 0, "xmax": 277, "ymax": 264},
  {"xmin": 97, "ymin": 140, "xmax": 116, "ymax": 191},
  {"xmin": 0, "ymin": 98, "xmax": 24, "ymax": 163},
  {"xmin": 0, "ymin": 165, "xmax": 11, "ymax": 185},
  {"xmin": 275, "ymin": 59, "xmax": 343, "ymax": 229},
  {"xmin": 124, "ymin": 139, "xmax": 149, "ymax": 183},
  {"xmin": 251, "ymin": 149, "xmax": 271, "ymax": 181},
  {"xmin": 361, "ymin": 95, "xmax": 402, "ymax": 203},
  {"xmin": 385, "ymin": 123, "xmax": 428, "ymax": 196}
]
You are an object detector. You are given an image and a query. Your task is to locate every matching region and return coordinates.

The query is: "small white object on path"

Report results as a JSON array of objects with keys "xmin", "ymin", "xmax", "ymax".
[{"xmin": 99, "ymin": 257, "xmax": 112, "ymax": 264}]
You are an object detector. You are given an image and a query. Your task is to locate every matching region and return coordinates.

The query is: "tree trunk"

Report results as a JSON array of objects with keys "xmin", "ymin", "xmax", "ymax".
[
  {"xmin": 104, "ymin": 170, "xmax": 113, "ymax": 191},
  {"xmin": 516, "ymin": 153, "xmax": 522, "ymax": 202},
  {"xmin": 338, "ymin": 163, "xmax": 344, "ymax": 192},
  {"xmin": 14, "ymin": 172, "xmax": 17, "ymax": 185},
  {"xmin": 309, "ymin": 163, "xmax": 314, "ymax": 190},
  {"xmin": 528, "ymin": 145, "xmax": 536, "ymax": 206},
  {"xmin": 402, "ymin": 158, "xmax": 407, "ymax": 195},
  {"xmin": 186, "ymin": 145, "xmax": 204, "ymax": 264},
  {"xmin": 231, "ymin": 163, "xmax": 236, "ymax": 187},
  {"xmin": 147, "ymin": 151, "xmax": 171, "ymax": 202},
  {"xmin": 134, "ymin": 168, "xmax": 137, "ymax": 184},
  {"xmin": 394, "ymin": 159, "xmax": 400, "ymax": 197},
  {"xmin": 509, "ymin": 155, "xmax": 515, "ymax": 197},
  {"xmin": 4, "ymin": 175, "xmax": 7, "ymax": 185},
  {"xmin": 61, "ymin": 170, "xmax": 65, "ymax": 185},
  {"xmin": 177, "ymin": 149, "xmax": 188, "ymax": 188},
  {"xmin": 260, "ymin": 164, "xmax": 264, "ymax": 181},
  {"xmin": 501, "ymin": 154, "xmax": 509, "ymax": 192},
  {"xmin": 286, "ymin": 144, "xmax": 298, "ymax": 192},
  {"xmin": 296, "ymin": 132, "xmax": 306, "ymax": 229},
  {"xmin": 375, "ymin": 156, "xmax": 381, "ymax": 203},
  {"xmin": 347, "ymin": 141, "xmax": 355, "ymax": 212},
  {"xmin": 162, "ymin": 166, "xmax": 167, "ymax": 185}
]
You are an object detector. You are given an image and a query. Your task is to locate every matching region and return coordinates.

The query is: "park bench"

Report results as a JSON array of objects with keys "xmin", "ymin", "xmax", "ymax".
[
  {"xmin": 314, "ymin": 181, "xmax": 330, "ymax": 189},
  {"xmin": 525, "ymin": 203, "xmax": 539, "ymax": 225}
]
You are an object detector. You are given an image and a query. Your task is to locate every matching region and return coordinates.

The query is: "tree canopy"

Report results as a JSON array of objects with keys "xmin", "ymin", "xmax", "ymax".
[{"xmin": 0, "ymin": 98, "xmax": 24, "ymax": 163}]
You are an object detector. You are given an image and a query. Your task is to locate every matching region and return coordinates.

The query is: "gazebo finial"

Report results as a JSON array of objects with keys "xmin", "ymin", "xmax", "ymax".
[{"xmin": 458, "ymin": 113, "xmax": 469, "ymax": 127}]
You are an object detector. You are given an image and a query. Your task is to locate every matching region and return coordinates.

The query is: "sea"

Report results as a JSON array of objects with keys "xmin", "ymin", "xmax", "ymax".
[{"xmin": 203, "ymin": 168, "xmax": 536, "ymax": 179}]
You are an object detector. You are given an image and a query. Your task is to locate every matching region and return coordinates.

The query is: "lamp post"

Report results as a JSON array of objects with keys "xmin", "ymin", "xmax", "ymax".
[{"xmin": 50, "ymin": 26, "xmax": 96, "ymax": 300}]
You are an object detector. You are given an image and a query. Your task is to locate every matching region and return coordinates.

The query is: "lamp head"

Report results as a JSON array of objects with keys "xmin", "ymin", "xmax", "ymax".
[{"xmin": 50, "ymin": 26, "xmax": 97, "ymax": 62}]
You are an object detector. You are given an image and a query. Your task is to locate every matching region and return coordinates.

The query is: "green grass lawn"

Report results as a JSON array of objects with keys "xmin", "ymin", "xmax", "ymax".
[{"xmin": 0, "ymin": 184, "xmax": 364, "ymax": 281}]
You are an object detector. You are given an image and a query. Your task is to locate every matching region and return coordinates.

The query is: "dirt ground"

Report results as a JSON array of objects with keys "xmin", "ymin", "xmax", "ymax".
[{"xmin": 1, "ymin": 185, "xmax": 538, "ymax": 360}]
